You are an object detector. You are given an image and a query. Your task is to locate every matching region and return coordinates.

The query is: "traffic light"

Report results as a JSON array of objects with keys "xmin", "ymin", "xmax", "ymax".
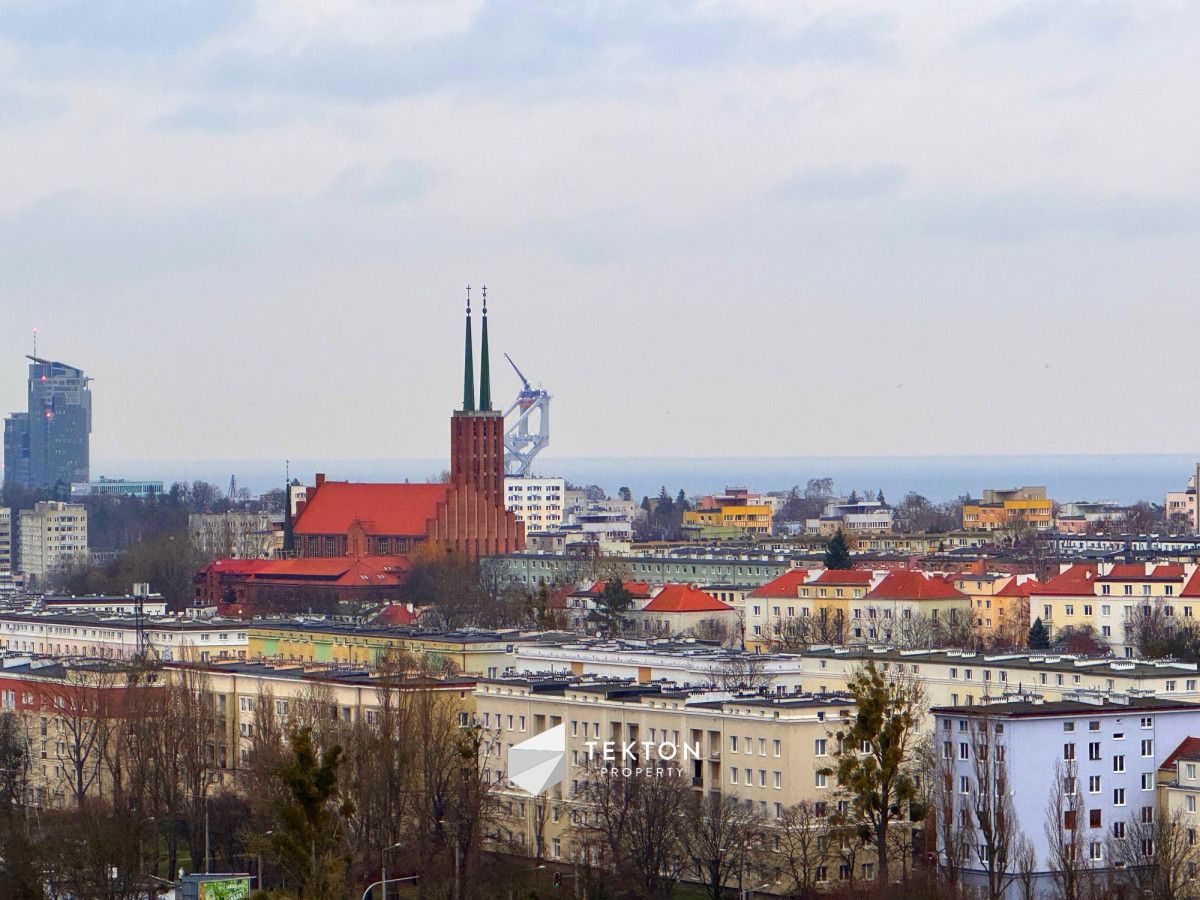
[{"xmin": 553, "ymin": 872, "xmax": 563, "ymax": 889}]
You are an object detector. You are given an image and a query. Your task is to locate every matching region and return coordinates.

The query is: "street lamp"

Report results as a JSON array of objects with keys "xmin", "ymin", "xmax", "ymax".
[
  {"xmin": 380, "ymin": 842, "xmax": 402, "ymax": 900},
  {"xmin": 258, "ymin": 831, "xmax": 273, "ymax": 893}
]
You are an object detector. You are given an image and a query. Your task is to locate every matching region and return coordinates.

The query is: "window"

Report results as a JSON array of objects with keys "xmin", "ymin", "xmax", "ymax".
[
  {"xmin": 1113, "ymin": 821, "xmax": 1126, "ymax": 839},
  {"xmin": 1089, "ymin": 842, "xmax": 1102, "ymax": 861},
  {"xmin": 1064, "ymin": 722, "xmax": 1075, "ymax": 733},
  {"xmin": 1189, "ymin": 796, "xmax": 1197, "ymax": 813},
  {"xmin": 1089, "ymin": 721, "xmax": 1100, "ymax": 732},
  {"xmin": 1089, "ymin": 809, "xmax": 1102, "ymax": 828},
  {"xmin": 960, "ymin": 775, "xmax": 970, "ymax": 794},
  {"xmin": 815, "ymin": 738, "xmax": 827, "ymax": 756},
  {"xmin": 1141, "ymin": 739, "xmax": 1153, "ymax": 757},
  {"xmin": 960, "ymin": 742, "xmax": 970, "ymax": 760},
  {"xmin": 1189, "ymin": 764, "xmax": 1198, "ymax": 780},
  {"xmin": 1114, "ymin": 755, "xmax": 1125, "ymax": 773},
  {"xmin": 1114, "ymin": 788, "xmax": 1126, "ymax": 806},
  {"xmin": 1088, "ymin": 775, "xmax": 1101, "ymax": 793},
  {"xmin": 730, "ymin": 769, "xmax": 739, "ymax": 784},
  {"xmin": 815, "ymin": 772, "xmax": 827, "ymax": 788},
  {"xmin": 1088, "ymin": 742, "xmax": 1101, "ymax": 761},
  {"xmin": 1140, "ymin": 716, "xmax": 1153, "ymax": 728},
  {"xmin": 1141, "ymin": 806, "xmax": 1155, "ymax": 824},
  {"xmin": 774, "ymin": 739, "xmax": 781, "ymax": 756},
  {"xmin": 731, "ymin": 736, "xmax": 738, "ymax": 753},
  {"xmin": 1064, "ymin": 743, "xmax": 1076, "ymax": 761},
  {"xmin": 773, "ymin": 771, "xmax": 781, "ymax": 789},
  {"xmin": 1142, "ymin": 773, "xmax": 1155, "ymax": 791}
]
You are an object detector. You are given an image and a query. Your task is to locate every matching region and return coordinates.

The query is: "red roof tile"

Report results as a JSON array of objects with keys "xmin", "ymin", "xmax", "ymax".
[
  {"xmin": 204, "ymin": 558, "xmax": 274, "ymax": 575},
  {"xmin": 995, "ymin": 576, "xmax": 1042, "ymax": 597},
  {"xmin": 1097, "ymin": 563, "xmax": 1185, "ymax": 582},
  {"xmin": 248, "ymin": 555, "xmax": 410, "ymax": 585},
  {"xmin": 1037, "ymin": 564, "xmax": 1097, "ymax": 596},
  {"xmin": 810, "ymin": 569, "xmax": 873, "ymax": 586},
  {"xmin": 749, "ymin": 569, "xmax": 810, "ymax": 598},
  {"xmin": 865, "ymin": 570, "xmax": 966, "ymax": 601},
  {"xmin": 1183, "ymin": 569, "xmax": 1200, "ymax": 598},
  {"xmin": 642, "ymin": 584, "xmax": 734, "ymax": 613},
  {"xmin": 1161, "ymin": 736, "xmax": 1200, "ymax": 770},
  {"xmin": 375, "ymin": 603, "xmax": 417, "ymax": 626},
  {"xmin": 573, "ymin": 580, "xmax": 653, "ymax": 599},
  {"xmin": 292, "ymin": 481, "xmax": 449, "ymax": 537}
]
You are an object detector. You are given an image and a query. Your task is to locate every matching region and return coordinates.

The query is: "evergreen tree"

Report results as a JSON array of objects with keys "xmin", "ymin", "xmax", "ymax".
[
  {"xmin": 270, "ymin": 726, "xmax": 353, "ymax": 898},
  {"xmin": 675, "ymin": 489, "xmax": 689, "ymax": 510},
  {"xmin": 826, "ymin": 661, "xmax": 925, "ymax": 885},
  {"xmin": 823, "ymin": 530, "xmax": 853, "ymax": 570},
  {"xmin": 877, "ymin": 489, "xmax": 886, "ymax": 507},
  {"xmin": 618, "ymin": 486, "xmax": 632, "ymax": 502},
  {"xmin": 1028, "ymin": 617, "xmax": 1051, "ymax": 650},
  {"xmin": 847, "ymin": 489, "xmax": 860, "ymax": 504},
  {"xmin": 588, "ymin": 578, "xmax": 634, "ymax": 636}
]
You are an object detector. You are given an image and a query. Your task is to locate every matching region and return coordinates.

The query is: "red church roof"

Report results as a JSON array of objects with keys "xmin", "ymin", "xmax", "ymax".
[
  {"xmin": 750, "ymin": 569, "xmax": 810, "ymax": 598},
  {"xmin": 642, "ymin": 584, "xmax": 733, "ymax": 613},
  {"xmin": 865, "ymin": 570, "xmax": 965, "ymax": 601},
  {"xmin": 247, "ymin": 555, "xmax": 411, "ymax": 585},
  {"xmin": 292, "ymin": 481, "xmax": 449, "ymax": 537}
]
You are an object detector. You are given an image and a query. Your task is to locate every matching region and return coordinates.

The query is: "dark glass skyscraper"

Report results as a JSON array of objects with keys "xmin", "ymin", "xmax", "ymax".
[{"xmin": 3, "ymin": 356, "xmax": 91, "ymax": 490}]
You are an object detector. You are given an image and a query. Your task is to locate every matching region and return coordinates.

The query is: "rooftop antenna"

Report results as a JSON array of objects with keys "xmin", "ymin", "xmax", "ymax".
[{"xmin": 31, "ymin": 327, "xmax": 37, "ymax": 358}]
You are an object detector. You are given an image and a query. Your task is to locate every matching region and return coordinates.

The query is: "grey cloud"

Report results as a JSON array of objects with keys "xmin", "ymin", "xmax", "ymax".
[
  {"xmin": 203, "ymin": 2, "xmax": 893, "ymax": 103},
  {"xmin": 773, "ymin": 165, "xmax": 908, "ymax": 203}
]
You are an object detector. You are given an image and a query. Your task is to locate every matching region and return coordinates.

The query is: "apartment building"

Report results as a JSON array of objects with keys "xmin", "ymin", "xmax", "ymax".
[
  {"xmin": 954, "ymin": 573, "xmax": 1041, "ymax": 645},
  {"xmin": 0, "ymin": 656, "xmax": 477, "ymax": 809},
  {"xmin": 246, "ymin": 622, "xmax": 533, "ymax": 676},
  {"xmin": 683, "ymin": 488, "xmax": 773, "ymax": 538},
  {"xmin": 474, "ymin": 675, "xmax": 863, "ymax": 876},
  {"xmin": 505, "ymin": 476, "xmax": 566, "ymax": 532},
  {"xmin": 0, "ymin": 506, "xmax": 11, "ymax": 574},
  {"xmin": 511, "ymin": 642, "xmax": 1200, "ymax": 714},
  {"xmin": 17, "ymin": 501, "xmax": 88, "ymax": 585},
  {"xmin": 1033, "ymin": 563, "xmax": 1200, "ymax": 657},
  {"xmin": 962, "ymin": 486, "xmax": 1053, "ymax": 532},
  {"xmin": 933, "ymin": 693, "xmax": 1200, "ymax": 898},
  {"xmin": 0, "ymin": 610, "xmax": 248, "ymax": 661}
]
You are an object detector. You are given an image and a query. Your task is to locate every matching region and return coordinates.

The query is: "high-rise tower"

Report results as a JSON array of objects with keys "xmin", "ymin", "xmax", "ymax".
[{"xmin": 3, "ymin": 356, "xmax": 91, "ymax": 490}]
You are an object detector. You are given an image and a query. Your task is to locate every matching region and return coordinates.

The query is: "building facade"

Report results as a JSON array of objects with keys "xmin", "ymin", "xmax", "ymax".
[
  {"xmin": 17, "ymin": 501, "xmax": 88, "ymax": 585},
  {"xmin": 69, "ymin": 477, "xmax": 164, "ymax": 501},
  {"xmin": 933, "ymin": 694, "xmax": 1200, "ymax": 897},
  {"xmin": 505, "ymin": 476, "xmax": 566, "ymax": 532}
]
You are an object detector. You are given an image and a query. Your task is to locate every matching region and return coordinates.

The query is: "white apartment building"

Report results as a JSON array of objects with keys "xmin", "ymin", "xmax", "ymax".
[
  {"xmin": 17, "ymin": 501, "xmax": 87, "ymax": 585},
  {"xmin": 189, "ymin": 511, "xmax": 280, "ymax": 559},
  {"xmin": 0, "ymin": 611, "xmax": 248, "ymax": 662},
  {"xmin": 934, "ymin": 693, "xmax": 1200, "ymax": 898},
  {"xmin": 504, "ymin": 476, "xmax": 566, "ymax": 531}
]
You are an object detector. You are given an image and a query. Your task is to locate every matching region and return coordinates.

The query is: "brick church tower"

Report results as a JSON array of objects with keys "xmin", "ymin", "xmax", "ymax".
[{"xmin": 426, "ymin": 288, "xmax": 525, "ymax": 557}]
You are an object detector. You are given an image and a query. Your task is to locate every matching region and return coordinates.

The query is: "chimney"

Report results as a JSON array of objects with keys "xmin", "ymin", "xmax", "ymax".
[{"xmin": 315, "ymin": 473, "xmax": 326, "ymax": 486}]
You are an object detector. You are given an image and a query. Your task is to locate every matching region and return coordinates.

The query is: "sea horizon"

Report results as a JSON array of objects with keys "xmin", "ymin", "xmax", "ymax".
[{"xmin": 91, "ymin": 452, "xmax": 1198, "ymax": 506}]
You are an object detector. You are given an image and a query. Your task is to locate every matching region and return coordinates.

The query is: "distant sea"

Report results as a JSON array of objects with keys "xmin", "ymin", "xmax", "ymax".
[{"xmin": 91, "ymin": 454, "xmax": 1198, "ymax": 506}]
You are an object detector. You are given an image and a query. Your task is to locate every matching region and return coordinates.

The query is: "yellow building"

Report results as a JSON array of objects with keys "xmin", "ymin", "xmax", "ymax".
[
  {"xmin": 683, "ymin": 504, "xmax": 773, "ymax": 536},
  {"xmin": 475, "ymin": 675, "xmax": 874, "ymax": 887},
  {"xmin": 247, "ymin": 622, "xmax": 527, "ymax": 676},
  {"xmin": 954, "ymin": 573, "xmax": 1041, "ymax": 645},
  {"xmin": 962, "ymin": 486, "xmax": 1053, "ymax": 532}
]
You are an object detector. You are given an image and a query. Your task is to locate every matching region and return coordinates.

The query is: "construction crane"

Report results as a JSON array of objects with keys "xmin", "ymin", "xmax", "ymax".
[{"xmin": 502, "ymin": 353, "xmax": 550, "ymax": 477}]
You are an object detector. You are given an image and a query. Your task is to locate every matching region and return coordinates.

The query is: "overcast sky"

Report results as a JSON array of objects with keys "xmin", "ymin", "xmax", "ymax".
[{"xmin": 2, "ymin": 1, "xmax": 1198, "ymax": 467}]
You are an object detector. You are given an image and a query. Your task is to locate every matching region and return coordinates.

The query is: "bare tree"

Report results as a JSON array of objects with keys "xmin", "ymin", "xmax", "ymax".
[
  {"xmin": 769, "ymin": 800, "xmax": 835, "ymax": 897},
  {"xmin": 572, "ymin": 756, "xmax": 691, "ymax": 898},
  {"xmin": 703, "ymin": 654, "xmax": 777, "ymax": 692},
  {"xmin": 1107, "ymin": 808, "xmax": 1200, "ymax": 900},
  {"xmin": 965, "ymin": 716, "xmax": 1018, "ymax": 900},
  {"xmin": 684, "ymin": 791, "xmax": 761, "ymax": 900},
  {"xmin": 1044, "ymin": 759, "xmax": 1088, "ymax": 900}
]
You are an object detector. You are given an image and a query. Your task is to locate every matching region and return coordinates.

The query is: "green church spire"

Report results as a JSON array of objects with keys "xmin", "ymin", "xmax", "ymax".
[
  {"xmin": 462, "ymin": 285, "xmax": 475, "ymax": 412},
  {"xmin": 479, "ymin": 285, "xmax": 492, "ymax": 412}
]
